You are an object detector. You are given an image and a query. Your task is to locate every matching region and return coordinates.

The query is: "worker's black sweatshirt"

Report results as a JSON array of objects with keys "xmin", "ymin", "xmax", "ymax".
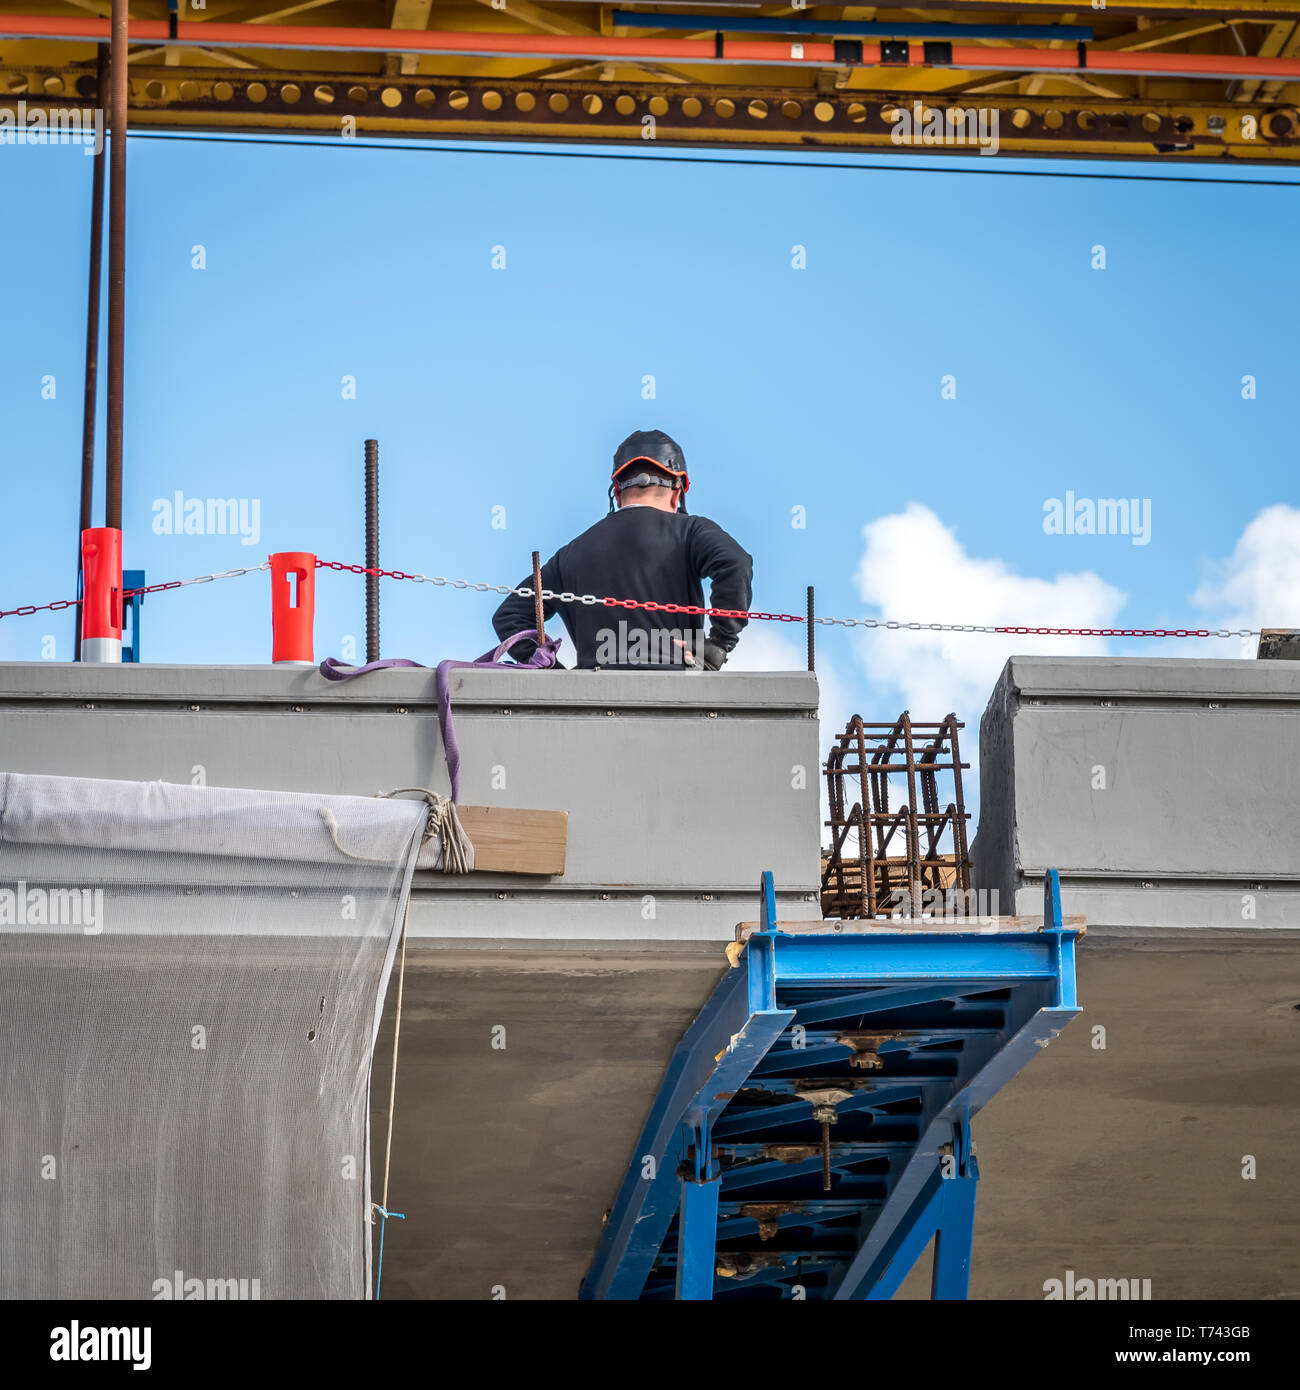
[{"xmin": 492, "ymin": 507, "xmax": 754, "ymax": 669}]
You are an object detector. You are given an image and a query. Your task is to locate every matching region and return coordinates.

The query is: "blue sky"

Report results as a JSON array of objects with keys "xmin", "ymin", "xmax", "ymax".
[{"xmin": 2, "ymin": 133, "xmax": 1298, "ymax": 775}]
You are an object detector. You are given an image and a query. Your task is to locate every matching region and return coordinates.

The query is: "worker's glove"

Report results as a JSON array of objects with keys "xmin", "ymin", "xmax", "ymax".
[{"xmin": 701, "ymin": 639, "xmax": 729, "ymax": 671}]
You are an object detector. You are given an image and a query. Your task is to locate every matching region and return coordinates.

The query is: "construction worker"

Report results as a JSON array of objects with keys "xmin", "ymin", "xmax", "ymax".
[{"xmin": 492, "ymin": 429, "xmax": 753, "ymax": 671}]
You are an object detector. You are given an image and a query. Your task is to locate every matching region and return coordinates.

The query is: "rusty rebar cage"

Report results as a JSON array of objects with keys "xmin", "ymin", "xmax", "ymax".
[{"xmin": 821, "ymin": 712, "xmax": 972, "ymax": 920}]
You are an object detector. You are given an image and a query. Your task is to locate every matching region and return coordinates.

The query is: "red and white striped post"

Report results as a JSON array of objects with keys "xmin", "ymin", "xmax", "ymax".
[
  {"xmin": 270, "ymin": 552, "xmax": 316, "ymax": 665},
  {"xmin": 80, "ymin": 527, "xmax": 123, "ymax": 663}
]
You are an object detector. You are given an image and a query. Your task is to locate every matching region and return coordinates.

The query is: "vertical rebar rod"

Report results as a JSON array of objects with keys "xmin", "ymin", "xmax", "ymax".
[
  {"xmin": 364, "ymin": 438, "xmax": 379, "ymax": 663},
  {"xmin": 105, "ymin": 0, "xmax": 127, "ymax": 532},
  {"xmin": 75, "ymin": 44, "xmax": 108, "ymax": 660},
  {"xmin": 901, "ymin": 713, "xmax": 922, "ymax": 916},
  {"xmin": 806, "ymin": 585, "xmax": 815, "ymax": 672},
  {"xmin": 947, "ymin": 716, "xmax": 972, "ymax": 889},
  {"xmin": 531, "ymin": 550, "xmax": 544, "ymax": 641},
  {"xmin": 854, "ymin": 717, "xmax": 872, "ymax": 917}
]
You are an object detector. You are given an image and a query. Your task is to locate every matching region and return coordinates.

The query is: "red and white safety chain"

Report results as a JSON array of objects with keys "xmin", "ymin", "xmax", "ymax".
[
  {"xmin": 315, "ymin": 560, "xmax": 1261, "ymax": 640},
  {"xmin": 0, "ymin": 561, "xmax": 270, "ymax": 621},
  {"xmin": 0, "ymin": 556, "xmax": 1261, "ymax": 640}
]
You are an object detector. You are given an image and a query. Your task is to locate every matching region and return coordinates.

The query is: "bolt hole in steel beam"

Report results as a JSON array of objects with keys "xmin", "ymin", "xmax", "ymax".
[
  {"xmin": 715, "ymin": 97, "xmax": 734, "ymax": 118},
  {"xmin": 349, "ymin": 85, "xmax": 369, "ymax": 104},
  {"xmin": 281, "ymin": 83, "xmax": 301, "ymax": 105},
  {"xmin": 144, "ymin": 79, "xmax": 164, "ymax": 100},
  {"xmin": 682, "ymin": 96, "xmax": 701, "ymax": 118},
  {"xmin": 1011, "ymin": 107, "xmax": 1031, "ymax": 129},
  {"xmin": 582, "ymin": 93, "xmax": 602, "ymax": 115},
  {"xmin": 381, "ymin": 86, "xmax": 402, "ymax": 108},
  {"xmin": 213, "ymin": 81, "xmax": 233, "ymax": 102},
  {"xmin": 482, "ymin": 90, "xmax": 502, "ymax": 112},
  {"xmin": 313, "ymin": 84, "xmax": 334, "ymax": 106},
  {"xmin": 515, "ymin": 91, "xmax": 535, "ymax": 112},
  {"xmin": 549, "ymin": 92, "xmax": 568, "ymax": 113},
  {"xmin": 748, "ymin": 98, "xmax": 768, "ymax": 119},
  {"xmin": 814, "ymin": 100, "xmax": 833, "ymax": 123},
  {"xmin": 247, "ymin": 81, "xmax": 266, "ymax": 103},
  {"xmin": 847, "ymin": 102, "xmax": 867, "ymax": 124},
  {"xmin": 1142, "ymin": 111, "xmax": 1163, "ymax": 133},
  {"xmin": 649, "ymin": 96, "xmax": 669, "ymax": 116}
]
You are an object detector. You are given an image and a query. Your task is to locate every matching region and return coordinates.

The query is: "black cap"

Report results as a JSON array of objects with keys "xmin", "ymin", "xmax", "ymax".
[{"xmin": 612, "ymin": 429, "xmax": 688, "ymax": 484}]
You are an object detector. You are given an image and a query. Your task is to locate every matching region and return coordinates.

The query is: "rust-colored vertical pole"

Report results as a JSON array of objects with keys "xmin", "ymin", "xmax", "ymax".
[
  {"xmin": 531, "ymin": 550, "xmax": 545, "ymax": 641},
  {"xmin": 364, "ymin": 439, "xmax": 380, "ymax": 662},
  {"xmin": 105, "ymin": 0, "xmax": 127, "ymax": 532},
  {"xmin": 75, "ymin": 43, "xmax": 109, "ymax": 660},
  {"xmin": 900, "ymin": 712, "xmax": 921, "ymax": 917},
  {"xmin": 854, "ymin": 716, "xmax": 872, "ymax": 918},
  {"xmin": 947, "ymin": 716, "xmax": 972, "ymax": 891},
  {"xmin": 806, "ymin": 585, "xmax": 815, "ymax": 672}
]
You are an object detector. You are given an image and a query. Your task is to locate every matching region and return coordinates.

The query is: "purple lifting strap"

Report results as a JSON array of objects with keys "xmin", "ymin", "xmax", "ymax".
[{"xmin": 319, "ymin": 630, "xmax": 561, "ymax": 803}]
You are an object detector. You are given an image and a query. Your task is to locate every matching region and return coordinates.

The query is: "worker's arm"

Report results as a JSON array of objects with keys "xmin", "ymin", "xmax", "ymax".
[
  {"xmin": 687, "ymin": 518, "xmax": 754, "ymax": 655},
  {"xmin": 492, "ymin": 554, "xmax": 561, "ymax": 661}
]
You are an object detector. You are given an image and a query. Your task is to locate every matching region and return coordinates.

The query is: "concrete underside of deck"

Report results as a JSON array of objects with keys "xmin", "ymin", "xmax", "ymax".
[{"xmin": 372, "ymin": 932, "xmax": 1300, "ymax": 1301}]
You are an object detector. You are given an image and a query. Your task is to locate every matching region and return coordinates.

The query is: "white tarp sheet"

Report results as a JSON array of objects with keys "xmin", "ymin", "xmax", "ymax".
[{"xmin": 0, "ymin": 772, "xmax": 428, "ymax": 1300}]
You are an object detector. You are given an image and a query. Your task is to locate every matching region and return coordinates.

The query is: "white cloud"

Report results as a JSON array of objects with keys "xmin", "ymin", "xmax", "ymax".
[
  {"xmin": 852, "ymin": 503, "xmax": 1127, "ymax": 723},
  {"xmin": 1193, "ymin": 503, "xmax": 1300, "ymax": 656}
]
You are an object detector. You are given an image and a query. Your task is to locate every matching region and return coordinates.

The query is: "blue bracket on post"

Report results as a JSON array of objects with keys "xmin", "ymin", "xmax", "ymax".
[{"xmin": 121, "ymin": 569, "xmax": 144, "ymax": 663}]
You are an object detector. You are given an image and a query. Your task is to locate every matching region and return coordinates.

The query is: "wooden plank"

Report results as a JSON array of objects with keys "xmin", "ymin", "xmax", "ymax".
[
  {"xmin": 735, "ymin": 915, "xmax": 1086, "ymax": 943},
  {"xmin": 456, "ymin": 805, "xmax": 567, "ymax": 876}
]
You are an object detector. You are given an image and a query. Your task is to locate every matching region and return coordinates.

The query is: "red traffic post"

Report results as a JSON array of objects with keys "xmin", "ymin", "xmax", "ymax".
[
  {"xmin": 271, "ymin": 552, "xmax": 316, "ymax": 665},
  {"xmin": 80, "ymin": 527, "xmax": 123, "ymax": 663}
]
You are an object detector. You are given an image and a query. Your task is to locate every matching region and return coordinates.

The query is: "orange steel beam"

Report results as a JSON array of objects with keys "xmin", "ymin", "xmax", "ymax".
[{"xmin": 6, "ymin": 14, "xmax": 1300, "ymax": 82}]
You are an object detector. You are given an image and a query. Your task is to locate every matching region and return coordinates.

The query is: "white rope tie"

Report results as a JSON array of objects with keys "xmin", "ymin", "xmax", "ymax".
[
  {"xmin": 319, "ymin": 788, "xmax": 474, "ymax": 874},
  {"xmin": 382, "ymin": 788, "xmax": 474, "ymax": 875}
]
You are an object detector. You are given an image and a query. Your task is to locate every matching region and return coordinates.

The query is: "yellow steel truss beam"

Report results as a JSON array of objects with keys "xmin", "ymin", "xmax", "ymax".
[
  {"xmin": 3, "ymin": 62, "xmax": 1295, "ymax": 161},
  {"xmin": 4, "ymin": 2, "xmax": 1300, "ymax": 160}
]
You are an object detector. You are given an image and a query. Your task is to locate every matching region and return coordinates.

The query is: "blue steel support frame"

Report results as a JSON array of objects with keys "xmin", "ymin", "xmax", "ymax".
[{"xmin": 582, "ymin": 869, "xmax": 1080, "ymax": 1301}]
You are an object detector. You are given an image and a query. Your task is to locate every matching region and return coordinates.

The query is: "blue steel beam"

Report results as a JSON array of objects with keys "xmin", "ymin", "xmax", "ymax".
[
  {"xmin": 711, "ymin": 1083, "xmax": 923, "ymax": 1139},
  {"xmin": 770, "ymin": 933, "xmax": 1072, "ymax": 985},
  {"xmin": 751, "ymin": 1026, "xmax": 1002, "ymax": 1074},
  {"xmin": 610, "ymin": 12, "xmax": 1094, "ymax": 42},
  {"xmin": 719, "ymin": 1155, "xmax": 898, "ymax": 1194},
  {"xmin": 719, "ymin": 1141, "xmax": 914, "ymax": 1158},
  {"xmin": 786, "ymin": 982, "xmax": 1009, "ymax": 1025},
  {"xmin": 931, "ymin": 1160, "xmax": 979, "ymax": 1300},
  {"xmin": 723, "ymin": 1078, "xmax": 929, "ymax": 1098},
  {"xmin": 675, "ymin": 1171, "xmax": 722, "ymax": 1300}
]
